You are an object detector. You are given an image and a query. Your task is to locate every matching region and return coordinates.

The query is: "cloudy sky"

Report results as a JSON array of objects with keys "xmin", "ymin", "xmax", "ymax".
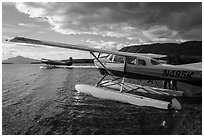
[{"xmin": 2, "ymin": 2, "xmax": 202, "ymax": 60}]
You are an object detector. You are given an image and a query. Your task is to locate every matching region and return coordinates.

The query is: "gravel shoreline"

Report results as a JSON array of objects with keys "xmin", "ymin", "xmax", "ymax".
[{"xmin": 177, "ymin": 103, "xmax": 202, "ymax": 135}]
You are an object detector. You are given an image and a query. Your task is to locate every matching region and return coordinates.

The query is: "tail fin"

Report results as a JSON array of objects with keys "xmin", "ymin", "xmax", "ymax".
[
  {"xmin": 68, "ymin": 57, "xmax": 73, "ymax": 62},
  {"xmin": 67, "ymin": 57, "xmax": 73, "ymax": 66}
]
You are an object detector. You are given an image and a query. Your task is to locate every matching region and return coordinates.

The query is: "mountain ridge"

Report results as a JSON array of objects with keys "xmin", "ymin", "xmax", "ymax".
[
  {"xmin": 120, "ymin": 41, "xmax": 202, "ymax": 56},
  {"xmin": 2, "ymin": 56, "xmax": 40, "ymax": 64}
]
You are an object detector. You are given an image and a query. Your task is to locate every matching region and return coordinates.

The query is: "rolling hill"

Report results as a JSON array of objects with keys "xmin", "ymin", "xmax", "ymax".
[{"xmin": 2, "ymin": 56, "xmax": 40, "ymax": 64}]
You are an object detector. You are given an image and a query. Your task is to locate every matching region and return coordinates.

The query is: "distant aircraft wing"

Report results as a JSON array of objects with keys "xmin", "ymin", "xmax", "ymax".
[
  {"xmin": 41, "ymin": 58, "xmax": 51, "ymax": 61},
  {"xmin": 8, "ymin": 36, "xmax": 146, "ymax": 58}
]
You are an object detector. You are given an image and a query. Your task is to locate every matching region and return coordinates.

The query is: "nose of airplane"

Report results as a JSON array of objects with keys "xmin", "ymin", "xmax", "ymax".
[
  {"xmin": 6, "ymin": 36, "xmax": 24, "ymax": 43},
  {"xmin": 5, "ymin": 38, "xmax": 12, "ymax": 42}
]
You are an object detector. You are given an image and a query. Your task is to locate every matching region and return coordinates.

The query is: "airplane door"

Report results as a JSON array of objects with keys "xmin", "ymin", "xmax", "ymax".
[
  {"xmin": 125, "ymin": 57, "xmax": 147, "ymax": 74},
  {"xmin": 107, "ymin": 55, "xmax": 125, "ymax": 72}
]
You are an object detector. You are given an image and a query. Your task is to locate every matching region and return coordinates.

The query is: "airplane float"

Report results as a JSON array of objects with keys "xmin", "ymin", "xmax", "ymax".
[
  {"xmin": 41, "ymin": 57, "xmax": 73, "ymax": 68},
  {"xmin": 8, "ymin": 37, "xmax": 202, "ymax": 110}
]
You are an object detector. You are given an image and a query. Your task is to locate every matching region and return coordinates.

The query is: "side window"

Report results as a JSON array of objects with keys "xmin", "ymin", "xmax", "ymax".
[
  {"xmin": 151, "ymin": 59, "xmax": 160, "ymax": 65},
  {"xmin": 138, "ymin": 59, "xmax": 146, "ymax": 66},
  {"xmin": 126, "ymin": 57, "xmax": 136, "ymax": 64},
  {"xmin": 107, "ymin": 54, "xmax": 114, "ymax": 62},
  {"xmin": 113, "ymin": 55, "xmax": 124, "ymax": 63}
]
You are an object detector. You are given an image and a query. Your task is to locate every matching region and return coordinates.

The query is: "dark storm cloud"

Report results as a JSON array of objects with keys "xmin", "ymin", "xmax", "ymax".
[
  {"xmin": 118, "ymin": 2, "xmax": 202, "ymax": 41},
  {"xmin": 15, "ymin": 2, "xmax": 202, "ymax": 42},
  {"xmin": 118, "ymin": 2, "xmax": 201, "ymax": 30}
]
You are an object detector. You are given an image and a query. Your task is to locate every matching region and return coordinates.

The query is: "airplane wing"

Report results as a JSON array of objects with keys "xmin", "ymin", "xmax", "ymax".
[
  {"xmin": 41, "ymin": 58, "xmax": 51, "ymax": 61},
  {"xmin": 9, "ymin": 37, "xmax": 200, "ymax": 70},
  {"xmin": 176, "ymin": 62, "xmax": 202, "ymax": 71},
  {"xmin": 8, "ymin": 36, "xmax": 147, "ymax": 58},
  {"xmin": 139, "ymin": 53, "xmax": 166, "ymax": 59}
]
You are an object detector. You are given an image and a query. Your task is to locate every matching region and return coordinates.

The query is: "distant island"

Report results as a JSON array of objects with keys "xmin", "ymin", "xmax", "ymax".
[
  {"xmin": 2, "ymin": 62, "xmax": 13, "ymax": 64},
  {"xmin": 2, "ymin": 56, "xmax": 40, "ymax": 64},
  {"xmin": 2, "ymin": 41, "xmax": 201, "ymax": 64}
]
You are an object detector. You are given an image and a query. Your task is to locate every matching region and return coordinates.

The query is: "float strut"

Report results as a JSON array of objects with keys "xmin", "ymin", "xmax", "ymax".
[
  {"xmin": 120, "ymin": 77, "xmax": 125, "ymax": 92},
  {"xmin": 96, "ymin": 74, "xmax": 107, "ymax": 86}
]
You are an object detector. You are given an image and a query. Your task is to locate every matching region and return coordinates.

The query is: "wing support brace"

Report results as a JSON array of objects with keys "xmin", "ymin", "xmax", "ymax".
[{"xmin": 89, "ymin": 52, "xmax": 113, "ymax": 76}]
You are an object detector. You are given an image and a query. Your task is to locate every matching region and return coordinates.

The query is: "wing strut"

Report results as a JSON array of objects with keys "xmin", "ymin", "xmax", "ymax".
[
  {"xmin": 89, "ymin": 52, "xmax": 113, "ymax": 76},
  {"xmin": 96, "ymin": 74, "xmax": 107, "ymax": 86}
]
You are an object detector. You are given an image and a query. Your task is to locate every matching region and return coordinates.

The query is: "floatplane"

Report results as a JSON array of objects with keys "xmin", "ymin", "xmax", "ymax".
[
  {"xmin": 8, "ymin": 37, "xmax": 202, "ymax": 110},
  {"xmin": 40, "ymin": 57, "xmax": 73, "ymax": 68}
]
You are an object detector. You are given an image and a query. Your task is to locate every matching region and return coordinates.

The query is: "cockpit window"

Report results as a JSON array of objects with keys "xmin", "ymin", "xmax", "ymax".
[
  {"xmin": 107, "ymin": 54, "xmax": 114, "ymax": 62},
  {"xmin": 151, "ymin": 59, "xmax": 160, "ymax": 65},
  {"xmin": 113, "ymin": 55, "xmax": 124, "ymax": 63},
  {"xmin": 138, "ymin": 59, "xmax": 146, "ymax": 66},
  {"xmin": 126, "ymin": 57, "xmax": 136, "ymax": 64}
]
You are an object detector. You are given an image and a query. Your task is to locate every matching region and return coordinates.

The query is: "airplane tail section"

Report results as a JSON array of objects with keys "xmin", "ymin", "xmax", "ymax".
[
  {"xmin": 66, "ymin": 57, "xmax": 73, "ymax": 66},
  {"xmin": 68, "ymin": 57, "xmax": 73, "ymax": 62}
]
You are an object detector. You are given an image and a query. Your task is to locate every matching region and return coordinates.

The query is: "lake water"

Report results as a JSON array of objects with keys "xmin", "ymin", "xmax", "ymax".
[{"xmin": 2, "ymin": 64, "xmax": 197, "ymax": 135}]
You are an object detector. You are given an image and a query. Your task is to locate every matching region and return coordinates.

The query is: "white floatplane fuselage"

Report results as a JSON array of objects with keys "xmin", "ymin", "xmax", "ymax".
[{"xmin": 94, "ymin": 54, "xmax": 202, "ymax": 88}]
